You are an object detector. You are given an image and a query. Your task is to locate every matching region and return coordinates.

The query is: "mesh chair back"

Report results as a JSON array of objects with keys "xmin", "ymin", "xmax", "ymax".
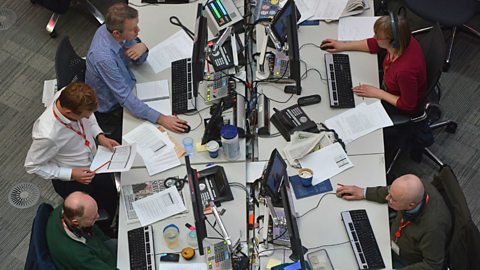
[
  {"xmin": 416, "ymin": 24, "xmax": 445, "ymax": 108},
  {"xmin": 24, "ymin": 203, "xmax": 57, "ymax": 270},
  {"xmin": 55, "ymin": 37, "xmax": 86, "ymax": 90}
]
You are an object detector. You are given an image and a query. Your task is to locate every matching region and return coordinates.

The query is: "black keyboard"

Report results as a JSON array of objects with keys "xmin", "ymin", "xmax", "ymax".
[
  {"xmin": 324, "ymin": 54, "xmax": 354, "ymax": 108},
  {"xmin": 341, "ymin": 209, "xmax": 385, "ymax": 270},
  {"xmin": 128, "ymin": 226, "xmax": 156, "ymax": 270},
  {"xmin": 171, "ymin": 58, "xmax": 196, "ymax": 114}
]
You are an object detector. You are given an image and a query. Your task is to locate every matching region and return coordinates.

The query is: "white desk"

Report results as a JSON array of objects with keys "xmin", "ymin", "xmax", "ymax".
[
  {"xmin": 117, "ymin": 162, "xmax": 247, "ymax": 268},
  {"xmin": 258, "ymin": 154, "xmax": 392, "ymax": 269},
  {"xmin": 255, "ymin": 14, "xmax": 384, "ymax": 161}
]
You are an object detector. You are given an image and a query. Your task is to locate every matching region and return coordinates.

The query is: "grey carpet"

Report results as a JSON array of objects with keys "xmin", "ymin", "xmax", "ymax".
[{"xmin": 0, "ymin": 0, "xmax": 478, "ymax": 268}]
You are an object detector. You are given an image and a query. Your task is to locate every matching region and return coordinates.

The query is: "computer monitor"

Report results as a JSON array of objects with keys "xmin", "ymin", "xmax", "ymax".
[
  {"xmin": 280, "ymin": 177, "xmax": 307, "ymax": 268},
  {"xmin": 192, "ymin": 4, "xmax": 209, "ymax": 97},
  {"xmin": 284, "ymin": 4, "xmax": 302, "ymax": 95},
  {"xmin": 261, "ymin": 149, "xmax": 288, "ymax": 207},
  {"xmin": 201, "ymin": 99, "xmax": 224, "ymax": 145},
  {"xmin": 270, "ymin": 0, "xmax": 301, "ymax": 46},
  {"xmin": 185, "ymin": 155, "xmax": 207, "ymax": 255}
]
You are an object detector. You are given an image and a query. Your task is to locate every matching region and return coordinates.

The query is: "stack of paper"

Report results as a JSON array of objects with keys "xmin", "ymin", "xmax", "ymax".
[
  {"xmin": 42, "ymin": 79, "xmax": 57, "ymax": 107},
  {"xmin": 89, "ymin": 144, "xmax": 136, "ymax": 173},
  {"xmin": 338, "ymin": 16, "xmax": 379, "ymax": 41},
  {"xmin": 136, "ymin": 80, "xmax": 172, "ymax": 116},
  {"xmin": 124, "ymin": 122, "xmax": 181, "ymax": 175},
  {"xmin": 325, "ymin": 101, "xmax": 393, "ymax": 144},
  {"xmin": 147, "ymin": 30, "xmax": 193, "ymax": 73}
]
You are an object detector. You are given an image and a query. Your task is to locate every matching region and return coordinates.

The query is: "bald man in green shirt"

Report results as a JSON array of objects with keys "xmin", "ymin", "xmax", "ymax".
[
  {"xmin": 46, "ymin": 192, "xmax": 117, "ymax": 270},
  {"xmin": 337, "ymin": 174, "xmax": 452, "ymax": 269}
]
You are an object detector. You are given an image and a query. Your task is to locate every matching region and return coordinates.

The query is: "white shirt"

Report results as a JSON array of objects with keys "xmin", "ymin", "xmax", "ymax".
[{"xmin": 24, "ymin": 90, "xmax": 103, "ymax": 181}]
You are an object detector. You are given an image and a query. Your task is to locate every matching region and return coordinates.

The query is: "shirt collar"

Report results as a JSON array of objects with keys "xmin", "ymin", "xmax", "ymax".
[
  {"xmin": 61, "ymin": 210, "xmax": 87, "ymax": 244},
  {"xmin": 53, "ymin": 99, "xmax": 73, "ymax": 125},
  {"xmin": 100, "ymin": 24, "xmax": 123, "ymax": 53}
]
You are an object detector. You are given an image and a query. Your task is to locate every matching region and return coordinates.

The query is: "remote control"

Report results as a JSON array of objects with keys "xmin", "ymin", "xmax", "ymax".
[{"xmin": 298, "ymin": 94, "xmax": 321, "ymax": 106}]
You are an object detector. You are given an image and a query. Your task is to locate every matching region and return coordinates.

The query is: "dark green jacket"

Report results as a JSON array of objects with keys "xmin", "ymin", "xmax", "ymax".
[
  {"xmin": 366, "ymin": 181, "xmax": 452, "ymax": 270},
  {"xmin": 46, "ymin": 204, "xmax": 117, "ymax": 270}
]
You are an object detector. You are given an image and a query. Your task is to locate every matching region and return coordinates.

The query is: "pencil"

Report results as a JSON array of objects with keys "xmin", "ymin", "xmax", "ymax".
[
  {"xmin": 337, "ymin": 183, "xmax": 345, "ymax": 187},
  {"xmin": 93, "ymin": 160, "xmax": 111, "ymax": 173}
]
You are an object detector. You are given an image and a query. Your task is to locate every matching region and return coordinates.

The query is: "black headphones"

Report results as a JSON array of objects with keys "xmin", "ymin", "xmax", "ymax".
[{"xmin": 389, "ymin": 11, "xmax": 400, "ymax": 49}]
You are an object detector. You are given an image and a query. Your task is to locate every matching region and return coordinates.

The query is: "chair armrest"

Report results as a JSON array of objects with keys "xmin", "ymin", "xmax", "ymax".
[{"xmin": 390, "ymin": 113, "xmax": 412, "ymax": 126}]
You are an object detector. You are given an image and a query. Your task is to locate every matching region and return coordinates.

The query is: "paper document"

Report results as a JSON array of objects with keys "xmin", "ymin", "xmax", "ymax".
[
  {"xmin": 325, "ymin": 101, "xmax": 393, "ymax": 144},
  {"xmin": 136, "ymin": 80, "xmax": 169, "ymax": 101},
  {"xmin": 145, "ymin": 99, "xmax": 172, "ymax": 116},
  {"xmin": 246, "ymin": 161, "xmax": 267, "ymax": 183},
  {"xmin": 42, "ymin": 79, "xmax": 57, "ymax": 107},
  {"xmin": 338, "ymin": 16, "xmax": 379, "ymax": 41},
  {"xmin": 299, "ymin": 142, "xmax": 353, "ymax": 186},
  {"xmin": 89, "ymin": 144, "xmax": 136, "ymax": 173},
  {"xmin": 295, "ymin": 0, "xmax": 318, "ymax": 23},
  {"xmin": 124, "ymin": 122, "xmax": 180, "ymax": 175},
  {"xmin": 132, "ymin": 186, "xmax": 187, "ymax": 226},
  {"xmin": 156, "ymin": 263, "xmax": 207, "ymax": 270},
  {"xmin": 147, "ymin": 30, "xmax": 193, "ymax": 73},
  {"xmin": 312, "ymin": 0, "xmax": 348, "ymax": 20},
  {"xmin": 122, "ymin": 179, "xmax": 187, "ymax": 223}
]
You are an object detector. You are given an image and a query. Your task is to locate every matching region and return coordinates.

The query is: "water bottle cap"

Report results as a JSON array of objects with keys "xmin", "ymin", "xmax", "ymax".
[{"xmin": 220, "ymin": 125, "xmax": 238, "ymax": 140}]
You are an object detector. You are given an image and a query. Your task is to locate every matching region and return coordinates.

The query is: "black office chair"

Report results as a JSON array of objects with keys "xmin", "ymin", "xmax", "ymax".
[
  {"xmin": 24, "ymin": 203, "xmax": 57, "ymax": 270},
  {"xmin": 386, "ymin": 24, "xmax": 458, "ymax": 175},
  {"xmin": 404, "ymin": 0, "xmax": 480, "ymax": 70},
  {"xmin": 431, "ymin": 165, "xmax": 480, "ymax": 269},
  {"xmin": 31, "ymin": 0, "xmax": 105, "ymax": 38},
  {"xmin": 55, "ymin": 36, "xmax": 86, "ymax": 90}
]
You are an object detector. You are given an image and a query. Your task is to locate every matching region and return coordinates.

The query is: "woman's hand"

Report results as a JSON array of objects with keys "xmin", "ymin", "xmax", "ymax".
[{"xmin": 352, "ymin": 84, "xmax": 383, "ymax": 99}]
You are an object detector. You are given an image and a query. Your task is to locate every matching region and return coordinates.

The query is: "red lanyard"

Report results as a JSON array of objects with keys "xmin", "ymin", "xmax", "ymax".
[
  {"xmin": 53, "ymin": 105, "xmax": 91, "ymax": 148},
  {"xmin": 395, "ymin": 194, "xmax": 429, "ymax": 240}
]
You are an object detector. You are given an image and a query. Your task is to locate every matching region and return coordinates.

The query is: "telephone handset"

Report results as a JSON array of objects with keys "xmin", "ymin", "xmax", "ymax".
[{"xmin": 270, "ymin": 104, "xmax": 319, "ymax": 141}]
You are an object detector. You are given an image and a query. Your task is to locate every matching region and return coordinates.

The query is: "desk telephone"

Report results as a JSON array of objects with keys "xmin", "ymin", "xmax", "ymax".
[
  {"xmin": 270, "ymin": 104, "xmax": 319, "ymax": 141},
  {"xmin": 208, "ymin": 34, "xmax": 245, "ymax": 71}
]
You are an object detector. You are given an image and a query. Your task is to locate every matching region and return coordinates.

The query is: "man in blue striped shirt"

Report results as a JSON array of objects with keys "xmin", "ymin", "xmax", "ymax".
[{"xmin": 86, "ymin": 3, "xmax": 188, "ymax": 142}]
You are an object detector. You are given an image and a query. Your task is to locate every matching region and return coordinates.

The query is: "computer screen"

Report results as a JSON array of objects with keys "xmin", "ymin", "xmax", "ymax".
[
  {"xmin": 192, "ymin": 4, "xmax": 208, "ymax": 97},
  {"xmin": 280, "ymin": 178, "xmax": 307, "ymax": 268},
  {"xmin": 271, "ymin": 0, "xmax": 301, "ymax": 46},
  {"xmin": 185, "ymin": 155, "xmax": 207, "ymax": 255},
  {"xmin": 285, "ymin": 4, "xmax": 302, "ymax": 95},
  {"xmin": 262, "ymin": 149, "xmax": 288, "ymax": 206}
]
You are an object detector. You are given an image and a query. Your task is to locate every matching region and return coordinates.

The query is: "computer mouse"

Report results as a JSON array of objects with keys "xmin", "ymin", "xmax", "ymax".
[
  {"xmin": 182, "ymin": 124, "xmax": 191, "ymax": 133},
  {"xmin": 320, "ymin": 41, "xmax": 334, "ymax": 51},
  {"xmin": 336, "ymin": 192, "xmax": 352, "ymax": 198}
]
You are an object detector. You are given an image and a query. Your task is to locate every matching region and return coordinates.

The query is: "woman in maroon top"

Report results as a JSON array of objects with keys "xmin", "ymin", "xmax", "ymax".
[{"xmin": 321, "ymin": 15, "xmax": 427, "ymax": 116}]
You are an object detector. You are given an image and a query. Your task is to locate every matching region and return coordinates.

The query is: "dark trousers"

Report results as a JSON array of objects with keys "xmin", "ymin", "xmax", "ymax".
[
  {"xmin": 95, "ymin": 107, "xmax": 123, "ymax": 144},
  {"xmin": 52, "ymin": 173, "xmax": 118, "ymax": 237}
]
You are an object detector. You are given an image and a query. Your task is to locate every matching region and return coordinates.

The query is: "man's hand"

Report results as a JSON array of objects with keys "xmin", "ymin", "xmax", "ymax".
[
  {"xmin": 336, "ymin": 185, "xmax": 365, "ymax": 201},
  {"xmin": 124, "ymin": 42, "xmax": 148, "ymax": 61},
  {"xmin": 71, "ymin": 168, "xmax": 95, "ymax": 184},
  {"xmin": 157, "ymin": 114, "xmax": 188, "ymax": 133},
  {"xmin": 352, "ymin": 84, "xmax": 383, "ymax": 99},
  {"xmin": 97, "ymin": 134, "xmax": 120, "ymax": 151}
]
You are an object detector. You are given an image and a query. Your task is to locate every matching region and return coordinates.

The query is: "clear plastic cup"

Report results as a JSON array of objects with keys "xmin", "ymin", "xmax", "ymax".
[
  {"xmin": 187, "ymin": 230, "xmax": 198, "ymax": 247},
  {"xmin": 182, "ymin": 137, "xmax": 194, "ymax": 156},
  {"xmin": 163, "ymin": 224, "xmax": 180, "ymax": 249}
]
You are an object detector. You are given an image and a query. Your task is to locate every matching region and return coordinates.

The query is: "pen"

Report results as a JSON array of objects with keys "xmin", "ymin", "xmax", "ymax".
[
  {"xmin": 93, "ymin": 160, "xmax": 111, "ymax": 173},
  {"xmin": 337, "ymin": 183, "xmax": 345, "ymax": 187},
  {"xmin": 154, "ymin": 144, "xmax": 166, "ymax": 152}
]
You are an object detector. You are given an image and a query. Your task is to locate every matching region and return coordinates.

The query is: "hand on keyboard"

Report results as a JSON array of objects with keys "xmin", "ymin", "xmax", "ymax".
[
  {"xmin": 352, "ymin": 84, "xmax": 383, "ymax": 99},
  {"xmin": 336, "ymin": 185, "xmax": 365, "ymax": 201},
  {"xmin": 157, "ymin": 114, "xmax": 189, "ymax": 133}
]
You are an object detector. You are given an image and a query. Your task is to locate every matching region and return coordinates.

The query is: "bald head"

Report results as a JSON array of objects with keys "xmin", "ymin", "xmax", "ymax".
[
  {"xmin": 387, "ymin": 174, "xmax": 425, "ymax": 211},
  {"xmin": 63, "ymin": 192, "xmax": 98, "ymax": 227}
]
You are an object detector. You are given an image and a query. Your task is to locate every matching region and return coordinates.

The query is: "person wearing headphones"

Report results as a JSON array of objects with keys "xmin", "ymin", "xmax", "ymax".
[
  {"xmin": 337, "ymin": 174, "xmax": 451, "ymax": 269},
  {"xmin": 46, "ymin": 192, "xmax": 117, "ymax": 269},
  {"xmin": 321, "ymin": 14, "xmax": 427, "ymax": 116}
]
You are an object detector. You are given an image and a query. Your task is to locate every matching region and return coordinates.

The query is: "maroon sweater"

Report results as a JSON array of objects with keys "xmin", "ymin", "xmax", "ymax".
[{"xmin": 366, "ymin": 37, "xmax": 427, "ymax": 116}]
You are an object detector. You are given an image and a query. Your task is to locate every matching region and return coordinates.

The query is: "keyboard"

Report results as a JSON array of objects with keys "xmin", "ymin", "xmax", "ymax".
[
  {"xmin": 128, "ymin": 226, "xmax": 156, "ymax": 270},
  {"xmin": 171, "ymin": 58, "xmax": 196, "ymax": 114},
  {"xmin": 341, "ymin": 210, "xmax": 385, "ymax": 270},
  {"xmin": 324, "ymin": 53, "xmax": 354, "ymax": 108},
  {"xmin": 205, "ymin": 241, "xmax": 233, "ymax": 270}
]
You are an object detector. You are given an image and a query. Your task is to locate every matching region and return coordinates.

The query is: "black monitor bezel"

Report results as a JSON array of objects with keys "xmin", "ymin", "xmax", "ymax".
[
  {"xmin": 192, "ymin": 4, "xmax": 208, "ymax": 98},
  {"xmin": 261, "ymin": 149, "xmax": 288, "ymax": 206},
  {"xmin": 285, "ymin": 5, "xmax": 302, "ymax": 94},
  {"xmin": 270, "ymin": 0, "xmax": 301, "ymax": 46}
]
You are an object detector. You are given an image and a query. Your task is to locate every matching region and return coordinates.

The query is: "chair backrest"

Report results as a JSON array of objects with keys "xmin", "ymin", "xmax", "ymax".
[
  {"xmin": 432, "ymin": 166, "xmax": 480, "ymax": 269},
  {"xmin": 55, "ymin": 36, "xmax": 86, "ymax": 90},
  {"xmin": 24, "ymin": 203, "xmax": 57, "ymax": 270},
  {"xmin": 416, "ymin": 24, "xmax": 445, "ymax": 107}
]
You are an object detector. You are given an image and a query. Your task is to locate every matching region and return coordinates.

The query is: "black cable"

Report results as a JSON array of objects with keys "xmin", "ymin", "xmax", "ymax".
[
  {"xmin": 297, "ymin": 193, "xmax": 337, "ymax": 218},
  {"xmin": 306, "ymin": 240, "xmax": 352, "ymax": 251},
  {"xmin": 271, "ymin": 228, "xmax": 288, "ymax": 241},
  {"xmin": 299, "ymin": 42, "xmax": 322, "ymax": 50},
  {"xmin": 206, "ymin": 217, "xmax": 224, "ymax": 238},
  {"xmin": 169, "ymin": 16, "xmax": 194, "ymax": 40}
]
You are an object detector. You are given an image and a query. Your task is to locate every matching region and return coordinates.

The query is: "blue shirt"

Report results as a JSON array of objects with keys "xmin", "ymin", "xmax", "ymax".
[{"xmin": 85, "ymin": 25, "xmax": 160, "ymax": 123}]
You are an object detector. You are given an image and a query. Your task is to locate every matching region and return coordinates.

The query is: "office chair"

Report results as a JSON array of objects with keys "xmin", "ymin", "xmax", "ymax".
[
  {"xmin": 404, "ymin": 0, "xmax": 480, "ymax": 71},
  {"xmin": 24, "ymin": 203, "xmax": 57, "ymax": 270},
  {"xmin": 55, "ymin": 36, "xmax": 86, "ymax": 90},
  {"xmin": 33, "ymin": 0, "xmax": 105, "ymax": 38},
  {"xmin": 386, "ymin": 24, "xmax": 457, "ymax": 175},
  {"xmin": 431, "ymin": 165, "xmax": 480, "ymax": 269}
]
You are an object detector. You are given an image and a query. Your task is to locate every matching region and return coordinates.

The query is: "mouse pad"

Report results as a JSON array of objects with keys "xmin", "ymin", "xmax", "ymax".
[{"xmin": 289, "ymin": 175, "xmax": 333, "ymax": 199}]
